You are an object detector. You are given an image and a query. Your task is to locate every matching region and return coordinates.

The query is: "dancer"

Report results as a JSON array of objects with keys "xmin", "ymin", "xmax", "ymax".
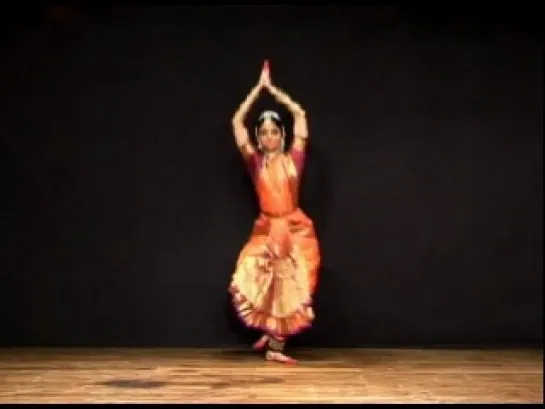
[{"xmin": 229, "ymin": 61, "xmax": 321, "ymax": 364}]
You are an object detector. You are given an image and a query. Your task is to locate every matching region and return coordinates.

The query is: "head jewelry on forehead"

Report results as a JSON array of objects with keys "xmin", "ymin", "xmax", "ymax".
[{"xmin": 259, "ymin": 110, "xmax": 281, "ymax": 121}]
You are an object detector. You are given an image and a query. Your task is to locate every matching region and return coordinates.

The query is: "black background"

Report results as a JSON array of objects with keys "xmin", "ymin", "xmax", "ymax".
[{"xmin": 1, "ymin": 6, "xmax": 542, "ymax": 348}]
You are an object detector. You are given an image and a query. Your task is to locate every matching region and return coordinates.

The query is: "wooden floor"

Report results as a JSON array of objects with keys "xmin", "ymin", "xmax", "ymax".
[{"xmin": 0, "ymin": 348, "xmax": 542, "ymax": 404}]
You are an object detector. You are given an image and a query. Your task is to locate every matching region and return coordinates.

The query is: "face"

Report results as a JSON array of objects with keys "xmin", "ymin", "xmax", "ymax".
[{"xmin": 258, "ymin": 119, "xmax": 283, "ymax": 152}]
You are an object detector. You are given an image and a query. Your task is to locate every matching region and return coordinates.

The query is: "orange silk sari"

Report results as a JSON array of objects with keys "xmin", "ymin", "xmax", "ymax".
[{"xmin": 229, "ymin": 144, "xmax": 321, "ymax": 338}]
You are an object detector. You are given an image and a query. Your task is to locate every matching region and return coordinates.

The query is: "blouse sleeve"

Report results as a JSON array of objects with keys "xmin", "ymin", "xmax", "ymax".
[
  {"xmin": 240, "ymin": 143, "xmax": 259, "ymax": 179},
  {"xmin": 289, "ymin": 145, "xmax": 306, "ymax": 175}
]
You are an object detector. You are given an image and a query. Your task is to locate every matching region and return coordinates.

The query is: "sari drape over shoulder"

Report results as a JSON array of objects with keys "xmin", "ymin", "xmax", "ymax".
[{"xmin": 229, "ymin": 145, "xmax": 321, "ymax": 338}]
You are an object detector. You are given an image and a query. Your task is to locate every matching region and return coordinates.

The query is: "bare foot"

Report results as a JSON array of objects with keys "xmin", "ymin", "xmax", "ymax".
[
  {"xmin": 253, "ymin": 334, "xmax": 269, "ymax": 350},
  {"xmin": 265, "ymin": 350, "xmax": 297, "ymax": 365}
]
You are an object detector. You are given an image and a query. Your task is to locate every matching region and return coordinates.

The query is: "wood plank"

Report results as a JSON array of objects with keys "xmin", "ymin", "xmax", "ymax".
[{"xmin": 0, "ymin": 348, "xmax": 542, "ymax": 403}]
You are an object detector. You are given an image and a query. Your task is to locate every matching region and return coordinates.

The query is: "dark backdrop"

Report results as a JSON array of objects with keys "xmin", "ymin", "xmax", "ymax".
[{"xmin": 1, "ymin": 6, "xmax": 542, "ymax": 348}]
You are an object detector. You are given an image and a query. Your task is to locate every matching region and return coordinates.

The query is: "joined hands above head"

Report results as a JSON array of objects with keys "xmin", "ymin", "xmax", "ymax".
[
  {"xmin": 256, "ymin": 61, "xmax": 305, "ymax": 119},
  {"xmin": 257, "ymin": 60, "xmax": 272, "ymax": 90}
]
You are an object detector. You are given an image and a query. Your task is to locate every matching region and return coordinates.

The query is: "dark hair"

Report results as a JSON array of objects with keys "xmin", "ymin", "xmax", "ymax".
[{"xmin": 255, "ymin": 110, "xmax": 285, "ymax": 137}]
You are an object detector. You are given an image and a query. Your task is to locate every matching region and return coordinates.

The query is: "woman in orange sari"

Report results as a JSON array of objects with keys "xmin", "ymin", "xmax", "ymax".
[{"xmin": 229, "ymin": 62, "xmax": 321, "ymax": 364}]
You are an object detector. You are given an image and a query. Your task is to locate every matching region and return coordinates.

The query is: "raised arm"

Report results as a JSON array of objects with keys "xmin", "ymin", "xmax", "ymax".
[
  {"xmin": 266, "ymin": 83, "xmax": 308, "ymax": 151},
  {"xmin": 231, "ymin": 79, "xmax": 264, "ymax": 159}
]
